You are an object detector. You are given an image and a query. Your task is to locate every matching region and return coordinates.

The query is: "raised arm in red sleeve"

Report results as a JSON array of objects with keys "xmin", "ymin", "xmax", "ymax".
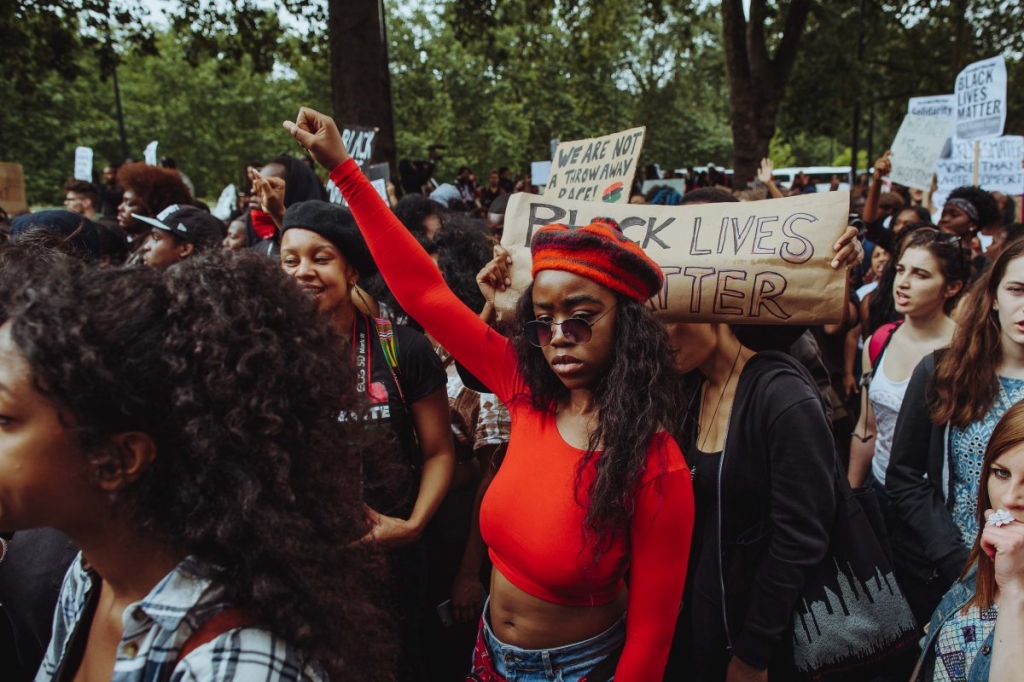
[{"xmin": 330, "ymin": 159, "xmax": 518, "ymax": 403}]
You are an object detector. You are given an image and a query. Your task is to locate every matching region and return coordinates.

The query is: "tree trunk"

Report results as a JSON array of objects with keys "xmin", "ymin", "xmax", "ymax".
[
  {"xmin": 721, "ymin": 0, "xmax": 811, "ymax": 189},
  {"xmin": 327, "ymin": 0, "xmax": 397, "ymax": 171}
]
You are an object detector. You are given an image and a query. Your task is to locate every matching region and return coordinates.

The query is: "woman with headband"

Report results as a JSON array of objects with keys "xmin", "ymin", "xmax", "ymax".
[{"xmin": 285, "ymin": 107, "xmax": 694, "ymax": 681}]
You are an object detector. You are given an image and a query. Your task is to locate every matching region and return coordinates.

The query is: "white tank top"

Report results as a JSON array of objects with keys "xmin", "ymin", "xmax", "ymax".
[{"xmin": 868, "ymin": 344, "xmax": 910, "ymax": 485}]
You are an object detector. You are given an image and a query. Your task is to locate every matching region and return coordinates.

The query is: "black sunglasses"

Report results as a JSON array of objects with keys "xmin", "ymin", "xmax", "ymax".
[{"xmin": 524, "ymin": 305, "xmax": 616, "ymax": 347}]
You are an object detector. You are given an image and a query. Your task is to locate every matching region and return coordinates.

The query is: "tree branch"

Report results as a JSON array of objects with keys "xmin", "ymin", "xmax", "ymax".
[
  {"xmin": 720, "ymin": 0, "xmax": 750, "ymax": 81},
  {"xmin": 772, "ymin": 0, "xmax": 812, "ymax": 87}
]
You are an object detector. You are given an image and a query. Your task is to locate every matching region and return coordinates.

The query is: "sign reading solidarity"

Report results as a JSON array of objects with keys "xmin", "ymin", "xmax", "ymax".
[
  {"xmin": 342, "ymin": 125, "xmax": 378, "ymax": 167},
  {"xmin": 954, "ymin": 56, "xmax": 1007, "ymax": 140},
  {"xmin": 547, "ymin": 127, "xmax": 645, "ymax": 203},
  {"xmin": 889, "ymin": 114, "xmax": 955, "ymax": 191},
  {"xmin": 496, "ymin": 191, "xmax": 850, "ymax": 324},
  {"xmin": 908, "ymin": 95, "xmax": 955, "ymax": 120},
  {"xmin": 937, "ymin": 136, "xmax": 1024, "ymax": 197}
]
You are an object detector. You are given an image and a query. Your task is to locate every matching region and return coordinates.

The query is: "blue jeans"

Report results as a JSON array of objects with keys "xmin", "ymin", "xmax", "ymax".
[{"xmin": 480, "ymin": 598, "xmax": 625, "ymax": 682}]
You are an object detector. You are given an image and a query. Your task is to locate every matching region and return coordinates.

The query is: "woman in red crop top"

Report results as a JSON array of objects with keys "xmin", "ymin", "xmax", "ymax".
[{"xmin": 285, "ymin": 108, "xmax": 695, "ymax": 681}]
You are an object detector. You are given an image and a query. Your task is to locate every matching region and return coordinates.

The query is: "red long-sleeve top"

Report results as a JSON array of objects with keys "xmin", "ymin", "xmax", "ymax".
[{"xmin": 332, "ymin": 158, "xmax": 694, "ymax": 680}]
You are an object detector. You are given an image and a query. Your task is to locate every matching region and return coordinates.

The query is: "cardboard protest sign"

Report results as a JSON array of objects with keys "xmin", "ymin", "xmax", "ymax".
[
  {"xmin": 889, "ymin": 115, "xmax": 955, "ymax": 191},
  {"xmin": 0, "ymin": 163, "xmax": 27, "ymax": 215},
  {"xmin": 937, "ymin": 136, "xmax": 1024, "ymax": 197},
  {"xmin": 908, "ymin": 95, "xmax": 955, "ymax": 120},
  {"xmin": 547, "ymin": 127, "xmax": 645, "ymax": 203},
  {"xmin": 74, "ymin": 147, "xmax": 94, "ymax": 182},
  {"xmin": 144, "ymin": 141, "xmax": 159, "ymax": 166},
  {"xmin": 495, "ymin": 191, "xmax": 850, "ymax": 324},
  {"xmin": 955, "ymin": 56, "xmax": 1007, "ymax": 140},
  {"xmin": 342, "ymin": 125, "xmax": 378, "ymax": 167}
]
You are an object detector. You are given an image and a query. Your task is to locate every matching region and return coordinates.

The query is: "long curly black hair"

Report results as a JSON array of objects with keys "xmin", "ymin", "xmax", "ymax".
[
  {"xmin": 511, "ymin": 286, "xmax": 683, "ymax": 556},
  {"xmin": 6, "ymin": 251, "xmax": 393, "ymax": 680}
]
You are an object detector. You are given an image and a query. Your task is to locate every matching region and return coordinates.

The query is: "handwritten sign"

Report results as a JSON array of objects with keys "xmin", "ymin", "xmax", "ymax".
[
  {"xmin": 144, "ymin": 141, "xmax": 159, "ymax": 166},
  {"xmin": 908, "ymin": 95, "xmax": 955, "ymax": 120},
  {"xmin": 495, "ymin": 191, "xmax": 849, "ymax": 324},
  {"xmin": 937, "ymin": 136, "xmax": 1024, "ymax": 196},
  {"xmin": 889, "ymin": 115, "xmax": 955, "ymax": 191},
  {"xmin": 0, "ymin": 163, "xmax": 28, "ymax": 215},
  {"xmin": 547, "ymin": 127, "xmax": 645, "ymax": 204},
  {"xmin": 73, "ymin": 147, "xmax": 94, "ymax": 182},
  {"xmin": 342, "ymin": 125, "xmax": 378, "ymax": 167},
  {"xmin": 955, "ymin": 56, "xmax": 1007, "ymax": 140}
]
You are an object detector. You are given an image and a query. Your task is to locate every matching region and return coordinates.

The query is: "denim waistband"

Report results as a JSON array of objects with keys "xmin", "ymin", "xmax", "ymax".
[{"xmin": 482, "ymin": 598, "xmax": 625, "ymax": 679}]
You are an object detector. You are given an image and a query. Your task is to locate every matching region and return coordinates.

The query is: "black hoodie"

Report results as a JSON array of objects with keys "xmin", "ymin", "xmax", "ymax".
[{"xmin": 669, "ymin": 351, "xmax": 836, "ymax": 679}]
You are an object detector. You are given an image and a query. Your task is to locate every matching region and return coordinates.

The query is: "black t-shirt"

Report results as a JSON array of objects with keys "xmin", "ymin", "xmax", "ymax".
[{"xmin": 350, "ymin": 312, "xmax": 446, "ymax": 517}]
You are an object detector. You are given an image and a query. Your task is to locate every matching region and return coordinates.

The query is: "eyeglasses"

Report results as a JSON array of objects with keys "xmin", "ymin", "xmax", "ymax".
[{"xmin": 524, "ymin": 305, "xmax": 616, "ymax": 347}]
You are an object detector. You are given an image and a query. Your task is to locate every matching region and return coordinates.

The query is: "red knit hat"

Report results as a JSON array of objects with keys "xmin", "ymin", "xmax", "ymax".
[{"xmin": 530, "ymin": 218, "xmax": 664, "ymax": 301}]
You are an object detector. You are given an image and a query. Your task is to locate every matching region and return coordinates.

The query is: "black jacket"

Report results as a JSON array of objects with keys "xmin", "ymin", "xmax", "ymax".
[
  {"xmin": 681, "ymin": 351, "xmax": 836, "ymax": 672},
  {"xmin": 884, "ymin": 350, "xmax": 970, "ymax": 586}
]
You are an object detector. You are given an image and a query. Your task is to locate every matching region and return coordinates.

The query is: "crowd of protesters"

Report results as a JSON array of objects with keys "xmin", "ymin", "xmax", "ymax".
[{"xmin": 1, "ymin": 106, "xmax": 1024, "ymax": 682}]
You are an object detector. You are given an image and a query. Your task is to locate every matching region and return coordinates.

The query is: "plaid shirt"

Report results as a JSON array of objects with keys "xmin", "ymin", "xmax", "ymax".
[{"xmin": 36, "ymin": 554, "xmax": 324, "ymax": 681}]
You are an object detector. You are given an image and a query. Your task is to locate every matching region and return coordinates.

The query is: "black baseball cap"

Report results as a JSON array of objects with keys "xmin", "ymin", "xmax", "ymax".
[{"xmin": 133, "ymin": 204, "xmax": 223, "ymax": 245}]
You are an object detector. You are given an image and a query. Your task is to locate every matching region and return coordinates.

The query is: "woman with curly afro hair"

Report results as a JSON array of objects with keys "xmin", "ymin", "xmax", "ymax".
[
  {"xmin": 115, "ymin": 162, "xmax": 192, "ymax": 240},
  {"xmin": 4, "ymin": 251, "xmax": 393, "ymax": 681}
]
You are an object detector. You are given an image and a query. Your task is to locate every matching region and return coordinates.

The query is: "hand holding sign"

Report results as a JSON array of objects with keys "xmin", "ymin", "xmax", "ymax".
[
  {"xmin": 495, "ymin": 192, "xmax": 854, "ymax": 324},
  {"xmin": 284, "ymin": 108, "xmax": 351, "ymax": 171}
]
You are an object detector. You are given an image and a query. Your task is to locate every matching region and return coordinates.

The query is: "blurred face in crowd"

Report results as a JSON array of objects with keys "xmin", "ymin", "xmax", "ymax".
[
  {"xmin": 489, "ymin": 172, "xmax": 499, "ymax": 187},
  {"xmin": 103, "ymin": 166, "xmax": 118, "ymax": 185},
  {"xmin": 63, "ymin": 192, "xmax": 93, "ymax": 217},
  {"xmin": 117, "ymin": 190, "xmax": 147, "ymax": 234},
  {"xmin": 993, "ymin": 255, "xmax": 1024, "ymax": 352},
  {"xmin": 280, "ymin": 229, "xmax": 358, "ymax": 318},
  {"xmin": 892, "ymin": 208, "xmax": 922, "ymax": 235},
  {"xmin": 938, "ymin": 202, "xmax": 976, "ymax": 238},
  {"xmin": 893, "ymin": 246, "xmax": 957, "ymax": 318},
  {"xmin": 249, "ymin": 163, "xmax": 287, "ymax": 211},
  {"xmin": 222, "ymin": 218, "xmax": 247, "ymax": 251},
  {"xmin": 870, "ymin": 245, "xmax": 891, "ymax": 279},
  {"xmin": 142, "ymin": 230, "xmax": 193, "ymax": 270}
]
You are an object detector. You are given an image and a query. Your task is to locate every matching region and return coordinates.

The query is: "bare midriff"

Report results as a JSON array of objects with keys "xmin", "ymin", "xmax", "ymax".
[{"xmin": 488, "ymin": 568, "xmax": 627, "ymax": 649}]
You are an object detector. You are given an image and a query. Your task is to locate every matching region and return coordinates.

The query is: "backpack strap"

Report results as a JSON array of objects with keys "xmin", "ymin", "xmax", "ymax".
[
  {"xmin": 868, "ymin": 320, "xmax": 902, "ymax": 371},
  {"xmin": 176, "ymin": 608, "xmax": 253, "ymax": 665}
]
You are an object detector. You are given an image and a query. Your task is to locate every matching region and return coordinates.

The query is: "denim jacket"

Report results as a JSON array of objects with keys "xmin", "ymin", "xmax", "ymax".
[{"xmin": 913, "ymin": 571, "xmax": 993, "ymax": 682}]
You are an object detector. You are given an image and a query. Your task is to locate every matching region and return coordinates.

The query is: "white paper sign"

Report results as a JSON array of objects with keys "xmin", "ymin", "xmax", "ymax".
[
  {"xmin": 531, "ymin": 161, "xmax": 552, "ymax": 186},
  {"xmin": 954, "ymin": 56, "xmax": 1007, "ymax": 140},
  {"xmin": 936, "ymin": 136, "xmax": 1024, "ymax": 196},
  {"xmin": 371, "ymin": 178, "xmax": 389, "ymax": 205},
  {"xmin": 889, "ymin": 115, "xmax": 955, "ymax": 191},
  {"xmin": 144, "ymin": 141, "xmax": 159, "ymax": 166},
  {"xmin": 548, "ymin": 127, "xmax": 645, "ymax": 203},
  {"xmin": 212, "ymin": 184, "xmax": 237, "ymax": 221},
  {"xmin": 908, "ymin": 95, "xmax": 955, "ymax": 120},
  {"xmin": 73, "ymin": 146, "xmax": 93, "ymax": 182}
]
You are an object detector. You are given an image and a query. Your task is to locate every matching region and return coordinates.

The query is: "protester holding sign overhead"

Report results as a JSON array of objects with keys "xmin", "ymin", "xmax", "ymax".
[{"xmin": 285, "ymin": 106, "xmax": 695, "ymax": 682}]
